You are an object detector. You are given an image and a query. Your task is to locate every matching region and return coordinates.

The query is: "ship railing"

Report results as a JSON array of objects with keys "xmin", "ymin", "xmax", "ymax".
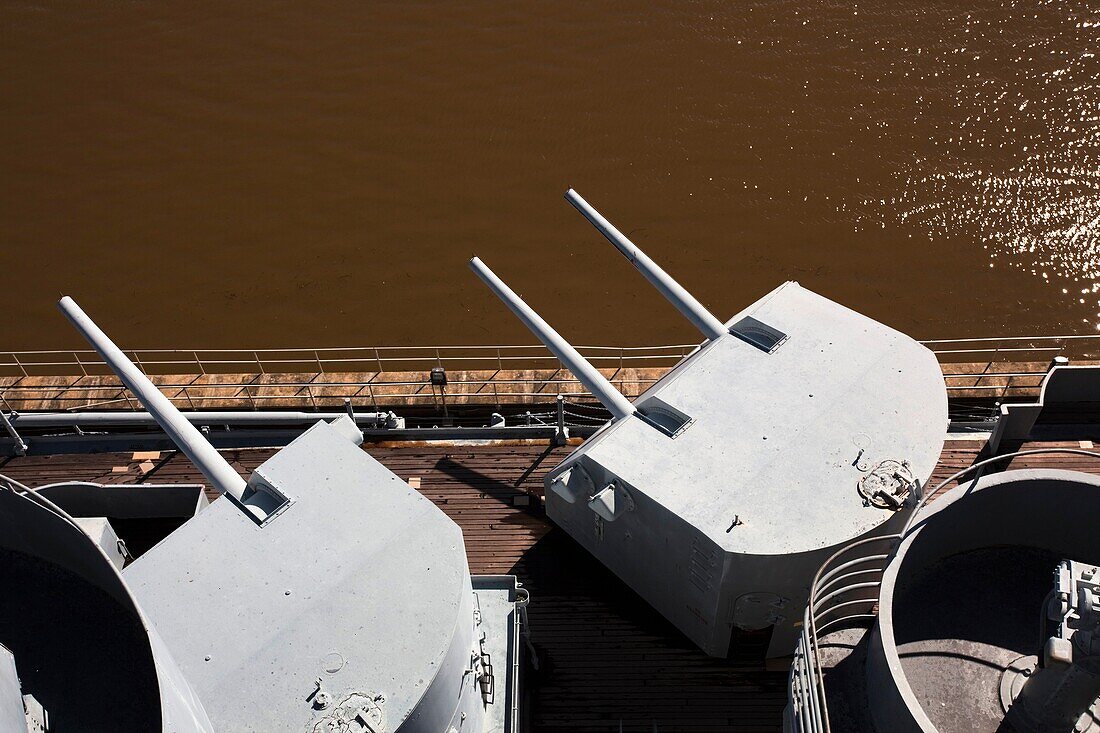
[
  {"xmin": 0, "ymin": 378, "xmax": 657, "ymax": 413},
  {"xmin": 786, "ymin": 534, "xmax": 901, "ymax": 733},
  {"xmin": 0, "ymin": 365, "xmax": 1074, "ymax": 413},
  {"xmin": 1, "ymin": 332, "xmax": 1097, "ymax": 377},
  {"xmin": 1, "ymin": 334, "xmax": 1097, "ymax": 412},
  {"xmin": 0, "ymin": 343, "xmax": 698, "ymax": 378}
]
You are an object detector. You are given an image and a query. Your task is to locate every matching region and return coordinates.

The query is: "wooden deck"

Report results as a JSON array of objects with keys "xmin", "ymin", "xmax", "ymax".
[{"xmin": 2, "ymin": 438, "xmax": 1098, "ymax": 731}]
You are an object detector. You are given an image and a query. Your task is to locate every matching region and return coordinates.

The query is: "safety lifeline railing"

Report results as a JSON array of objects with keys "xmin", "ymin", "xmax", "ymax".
[
  {"xmin": 0, "ymin": 376, "xmax": 659, "ymax": 413},
  {"xmin": 0, "ymin": 343, "xmax": 699, "ymax": 378},
  {"xmin": 1, "ymin": 333, "xmax": 1098, "ymax": 378},
  {"xmin": 2, "ymin": 334, "xmax": 1097, "ymax": 413}
]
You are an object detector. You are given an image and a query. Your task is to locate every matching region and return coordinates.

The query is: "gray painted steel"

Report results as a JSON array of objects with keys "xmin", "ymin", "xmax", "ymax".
[
  {"xmin": 990, "ymin": 364, "xmax": 1100, "ymax": 451},
  {"xmin": 34, "ymin": 481, "xmax": 209, "ymax": 571},
  {"xmin": 35, "ymin": 482, "xmax": 208, "ymax": 519},
  {"xmin": 1005, "ymin": 560, "xmax": 1100, "ymax": 732},
  {"xmin": 10, "ymin": 410, "xmax": 398, "ymax": 429},
  {"xmin": 123, "ymin": 417, "xmax": 497, "ymax": 732},
  {"xmin": 0, "ymin": 645, "xmax": 29, "ymax": 733},
  {"xmin": 58, "ymin": 297, "xmax": 248, "ymax": 502},
  {"xmin": 564, "ymin": 189, "xmax": 728, "ymax": 341},
  {"xmin": 0, "ymin": 480, "xmax": 215, "ymax": 732},
  {"xmin": 0, "ymin": 411, "xmax": 27, "ymax": 456},
  {"xmin": 0, "ymin": 298, "xmax": 523, "ymax": 731},
  {"xmin": 471, "ymin": 576, "xmax": 524, "ymax": 733},
  {"xmin": 73, "ymin": 516, "xmax": 127, "ymax": 569},
  {"xmin": 3, "ymin": 415, "xmax": 519, "ymax": 732},
  {"xmin": 866, "ymin": 469, "xmax": 1100, "ymax": 733},
  {"xmin": 468, "ymin": 256, "xmax": 636, "ymax": 421},
  {"xmin": 544, "ymin": 281, "xmax": 948, "ymax": 658},
  {"xmin": 1, "ymin": 423, "xmax": 598, "ymax": 457}
]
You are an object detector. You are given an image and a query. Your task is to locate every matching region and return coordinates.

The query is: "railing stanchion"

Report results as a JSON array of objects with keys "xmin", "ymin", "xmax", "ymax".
[
  {"xmin": 11, "ymin": 353, "xmax": 27, "ymax": 378},
  {"xmin": 0, "ymin": 410, "xmax": 28, "ymax": 456}
]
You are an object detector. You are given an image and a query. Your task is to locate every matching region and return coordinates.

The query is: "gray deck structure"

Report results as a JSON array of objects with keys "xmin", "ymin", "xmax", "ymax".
[
  {"xmin": 124, "ymin": 417, "xmax": 495, "ymax": 732},
  {"xmin": 0, "ymin": 298, "xmax": 522, "ymax": 732},
  {"xmin": 785, "ymin": 367, "xmax": 1100, "ymax": 733},
  {"xmin": 789, "ymin": 469, "xmax": 1100, "ymax": 733},
  {"xmin": 4, "ymin": 434, "xmax": 1100, "ymax": 731},
  {"xmin": 472, "ymin": 191, "xmax": 947, "ymax": 659},
  {"xmin": 546, "ymin": 281, "xmax": 948, "ymax": 658}
]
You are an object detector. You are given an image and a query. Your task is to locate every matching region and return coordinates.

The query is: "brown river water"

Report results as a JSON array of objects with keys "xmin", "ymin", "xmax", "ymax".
[{"xmin": 2, "ymin": 1, "xmax": 1098, "ymax": 351}]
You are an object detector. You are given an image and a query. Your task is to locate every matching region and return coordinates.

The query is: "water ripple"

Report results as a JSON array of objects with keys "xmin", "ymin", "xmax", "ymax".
[{"xmin": 854, "ymin": 0, "xmax": 1100, "ymax": 327}]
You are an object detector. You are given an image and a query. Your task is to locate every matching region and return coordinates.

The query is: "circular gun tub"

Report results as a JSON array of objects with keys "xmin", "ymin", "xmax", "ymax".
[{"xmin": 864, "ymin": 470, "xmax": 1100, "ymax": 733}]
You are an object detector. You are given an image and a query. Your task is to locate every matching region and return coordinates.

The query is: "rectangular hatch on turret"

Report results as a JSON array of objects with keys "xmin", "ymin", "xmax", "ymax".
[{"xmin": 729, "ymin": 316, "xmax": 788, "ymax": 353}]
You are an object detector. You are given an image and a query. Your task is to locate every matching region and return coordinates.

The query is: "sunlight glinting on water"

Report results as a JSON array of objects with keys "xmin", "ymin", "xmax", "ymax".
[{"xmin": 855, "ymin": 0, "xmax": 1100, "ymax": 328}]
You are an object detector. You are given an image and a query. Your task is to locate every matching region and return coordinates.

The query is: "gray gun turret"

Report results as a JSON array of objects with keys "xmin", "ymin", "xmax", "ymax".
[
  {"xmin": 474, "ymin": 190, "xmax": 948, "ymax": 661},
  {"xmin": 0, "ymin": 297, "xmax": 523, "ymax": 733}
]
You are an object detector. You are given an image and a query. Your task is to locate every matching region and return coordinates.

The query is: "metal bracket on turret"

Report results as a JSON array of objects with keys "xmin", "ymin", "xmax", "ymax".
[{"xmin": 858, "ymin": 459, "xmax": 919, "ymax": 510}]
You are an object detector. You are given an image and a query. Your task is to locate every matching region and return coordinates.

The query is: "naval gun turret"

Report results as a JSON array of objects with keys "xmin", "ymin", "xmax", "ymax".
[
  {"xmin": 0, "ymin": 297, "xmax": 523, "ymax": 732},
  {"xmin": 470, "ymin": 190, "xmax": 948, "ymax": 659}
]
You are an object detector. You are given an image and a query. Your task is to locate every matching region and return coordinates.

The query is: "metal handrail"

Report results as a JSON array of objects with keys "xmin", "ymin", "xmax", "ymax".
[
  {"xmin": 0, "ymin": 371, "xmax": 1056, "ymax": 413},
  {"xmin": 2, "ymin": 334, "xmax": 1095, "ymax": 414},
  {"xmin": 787, "ymin": 534, "xmax": 901, "ymax": 733},
  {"xmin": 1, "ymin": 332, "xmax": 1097, "ymax": 377},
  {"xmin": 0, "ymin": 367, "xmax": 1056, "ymax": 385},
  {"xmin": 902, "ymin": 447, "xmax": 1100, "ymax": 534},
  {"xmin": 0, "ymin": 375, "xmax": 1067, "ymax": 414},
  {"xmin": 0, "ymin": 360, "xmax": 1082, "ymax": 414},
  {"xmin": 0, "ymin": 343, "xmax": 696, "ymax": 375}
]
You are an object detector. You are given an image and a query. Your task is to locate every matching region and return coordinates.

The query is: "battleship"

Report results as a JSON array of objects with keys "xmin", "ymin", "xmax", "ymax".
[{"xmin": 1, "ymin": 191, "xmax": 1098, "ymax": 732}]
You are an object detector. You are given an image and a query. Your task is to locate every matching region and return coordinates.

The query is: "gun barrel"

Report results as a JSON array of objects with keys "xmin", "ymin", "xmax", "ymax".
[
  {"xmin": 565, "ymin": 188, "xmax": 727, "ymax": 341},
  {"xmin": 57, "ymin": 297, "xmax": 248, "ymax": 501},
  {"xmin": 468, "ymin": 257, "xmax": 635, "ymax": 421}
]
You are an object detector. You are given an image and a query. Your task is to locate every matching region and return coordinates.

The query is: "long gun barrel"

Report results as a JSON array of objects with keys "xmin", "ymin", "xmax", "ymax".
[
  {"xmin": 468, "ymin": 257, "xmax": 635, "ymax": 421},
  {"xmin": 57, "ymin": 296, "xmax": 248, "ymax": 502},
  {"xmin": 565, "ymin": 188, "xmax": 728, "ymax": 342}
]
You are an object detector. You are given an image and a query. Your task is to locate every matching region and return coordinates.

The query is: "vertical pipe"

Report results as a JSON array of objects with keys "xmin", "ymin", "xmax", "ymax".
[
  {"xmin": 564, "ymin": 189, "xmax": 728, "ymax": 341},
  {"xmin": 57, "ymin": 297, "xmax": 248, "ymax": 502},
  {"xmin": 468, "ymin": 258, "xmax": 635, "ymax": 420}
]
